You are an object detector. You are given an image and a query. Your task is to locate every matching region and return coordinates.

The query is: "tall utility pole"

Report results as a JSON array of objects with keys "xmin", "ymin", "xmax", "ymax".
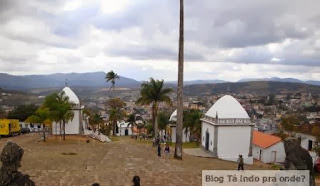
[{"xmin": 174, "ymin": 0, "xmax": 184, "ymax": 160}]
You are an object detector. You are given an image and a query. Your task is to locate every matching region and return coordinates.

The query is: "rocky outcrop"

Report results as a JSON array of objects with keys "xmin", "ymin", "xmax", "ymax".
[
  {"xmin": 0, "ymin": 141, "xmax": 35, "ymax": 186},
  {"xmin": 284, "ymin": 138, "xmax": 315, "ymax": 186}
]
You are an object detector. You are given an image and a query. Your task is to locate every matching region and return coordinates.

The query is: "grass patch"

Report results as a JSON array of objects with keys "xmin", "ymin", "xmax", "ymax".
[
  {"xmin": 271, "ymin": 164, "xmax": 281, "ymax": 170},
  {"xmin": 169, "ymin": 142, "xmax": 199, "ymax": 149}
]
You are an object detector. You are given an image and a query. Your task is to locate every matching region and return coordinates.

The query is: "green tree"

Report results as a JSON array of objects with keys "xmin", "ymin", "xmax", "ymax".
[
  {"xmin": 7, "ymin": 104, "xmax": 38, "ymax": 121},
  {"xmin": 183, "ymin": 109, "xmax": 202, "ymax": 143},
  {"xmin": 175, "ymin": 0, "xmax": 184, "ymax": 160},
  {"xmin": 136, "ymin": 78, "xmax": 173, "ymax": 140},
  {"xmin": 43, "ymin": 92, "xmax": 74, "ymax": 140},
  {"xmin": 26, "ymin": 107, "xmax": 51, "ymax": 142},
  {"xmin": 90, "ymin": 113, "xmax": 103, "ymax": 132},
  {"xmin": 266, "ymin": 94, "xmax": 275, "ymax": 105},
  {"xmin": 146, "ymin": 122, "xmax": 154, "ymax": 136},
  {"xmin": 127, "ymin": 113, "xmax": 136, "ymax": 127},
  {"xmin": 158, "ymin": 111, "xmax": 169, "ymax": 137},
  {"xmin": 105, "ymin": 70, "xmax": 120, "ymax": 90},
  {"xmin": 106, "ymin": 98, "xmax": 126, "ymax": 136},
  {"xmin": 280, "ymin": 115, "xmax": 299, "ymax": 133}
]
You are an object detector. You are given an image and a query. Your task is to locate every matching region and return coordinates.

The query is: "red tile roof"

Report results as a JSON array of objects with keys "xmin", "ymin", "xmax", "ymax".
[{"xmin": 252, "ymin": 131, "xmax": 282, "ymax": 149}]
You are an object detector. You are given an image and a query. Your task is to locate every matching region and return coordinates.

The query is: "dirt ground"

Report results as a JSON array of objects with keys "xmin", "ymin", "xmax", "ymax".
[{"xmin": 0, "ymin": 134, "xmax": 306, "ymax": 186}]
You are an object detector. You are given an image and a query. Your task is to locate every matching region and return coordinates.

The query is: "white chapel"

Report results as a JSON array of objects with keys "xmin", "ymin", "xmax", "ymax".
[
  {"xmin": 52, "ymin": 86, "xmax": 86, "ymax": 135},
  {"xmin": 169, "ymin": 109, "xmax": 190, "ymax": 143},
  {"xmin": 201, "ymin": 95, "xmax": 254, "ymax": 164}
]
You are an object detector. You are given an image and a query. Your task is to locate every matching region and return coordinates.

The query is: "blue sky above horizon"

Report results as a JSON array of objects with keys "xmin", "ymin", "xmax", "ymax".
[{"xmin": 0, "ymin": 0, "xmax": 319, "ymax": 82}]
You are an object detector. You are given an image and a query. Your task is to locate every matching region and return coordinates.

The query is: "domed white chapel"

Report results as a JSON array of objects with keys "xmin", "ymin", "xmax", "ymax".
[
  {"xmin": 52, "ymin": 86, "xmax": 86, "ymax": 135},
  {"xmin": 201, "ymin": 95, "xmax": 254, "ymax": 164}
]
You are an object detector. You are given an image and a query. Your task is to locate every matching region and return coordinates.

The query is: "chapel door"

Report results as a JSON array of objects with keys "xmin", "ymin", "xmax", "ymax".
[
  {"xmin": 205, "ymin": 131, "xmax": 209, "ymax": 151},
  {"xmin": 125, "ymin": 129, "xmax": 129, "ymax": 136},
  {"xmin": 271, "ymin": 151, "xmax": 277, "ymax": 162},
  {"xmin": 259, "ymin": 149, "xmax": 262, "ymax": 161}
]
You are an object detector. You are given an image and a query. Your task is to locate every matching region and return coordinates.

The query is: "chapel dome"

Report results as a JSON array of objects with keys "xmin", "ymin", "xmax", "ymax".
[
  {"xmin": 205, "ymin": 95, "xmax": 249, "ymax": 119},
  {"xmin": 61, "ymin": 86, "xmax": 80, "ymax": 105}
]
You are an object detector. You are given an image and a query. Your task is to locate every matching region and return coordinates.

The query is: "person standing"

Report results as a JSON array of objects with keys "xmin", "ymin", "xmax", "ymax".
[
  {"xmin": 157, "ymin": 143, "xmax": 161, "ymax": 157},
  {"xmin": 164, "ymin": 143, "xmax": 170, "ymax": 159},
  {"xmin": 238, "ymin": 154, "xmax": 244, "ymax": 170}
]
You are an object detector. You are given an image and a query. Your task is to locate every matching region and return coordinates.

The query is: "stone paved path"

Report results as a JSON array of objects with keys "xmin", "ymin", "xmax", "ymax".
[
  {"xmin": 1, "ymin": 134, "xmax": 272, "ymax": 186},
  {"xmin": 183, "ymin": 148, "xmax": 215, "ymax": 158}
]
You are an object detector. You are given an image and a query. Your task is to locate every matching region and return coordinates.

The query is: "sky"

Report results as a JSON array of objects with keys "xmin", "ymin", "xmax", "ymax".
[{"xmin": 0, "ymin": 0, "xmax": 319, "ymax": 82}]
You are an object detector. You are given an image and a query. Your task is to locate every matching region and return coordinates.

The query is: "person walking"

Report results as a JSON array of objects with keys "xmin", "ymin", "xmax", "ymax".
[
  {"xmin": 237, "ymin": 154, "xmax": 244, "ymax": 170},
  {"xmin": 164, "ymin": 143, "xmax": 170, "ymax": 159},
  {"xmin": 157, "ymin": 143, "xmax": 161, "ymax": 157}
]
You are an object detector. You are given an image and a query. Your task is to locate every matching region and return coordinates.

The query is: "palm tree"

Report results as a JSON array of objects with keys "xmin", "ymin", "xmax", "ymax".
[
  {"xmin": 106, "ymin": 98, "xmax": 126, "ymax": 136},
  {"xmin": 184, "ymin": 109, "xmax": 202, "ymax": 143},
  {"xmin": 26, "ymin": 107, "xmax": 51, "ymax": 142},
  {"xmin": 44, "ymin": 92, "xmax": 74, "ymax": 140},
  {"xmin": 105, "ymin": 70, "xmax": 120, "ymax": 90},
  {"xmin": 175, "ymin": 0, "xmax": 184, "ymax": 160},
  {"xmin": 127, "ymin": 113, "xmax": 136, "ymax": 133},
  {"xmin": 136, "ymin": 78, "xmax": 173, "ymax": 141},
  {"xmin": 158, "ymin": 111, "xmax": 169, "ymax": 139},
  {"xmin": 93, "ymin": 113, "xmax": 104, "ymax": 132},
  {"xmin": 57, "ymin": 91, "xmax": 75, "ymax": 140}
]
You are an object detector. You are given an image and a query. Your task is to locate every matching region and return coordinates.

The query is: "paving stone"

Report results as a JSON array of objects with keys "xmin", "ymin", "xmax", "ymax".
[{"xmin": 0, "ymin": 134, "xmax": 276, "ymax": 186}]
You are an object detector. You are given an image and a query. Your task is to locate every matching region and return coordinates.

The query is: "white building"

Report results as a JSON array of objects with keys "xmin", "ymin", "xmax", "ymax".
[
  {"xmin": 201, "ymin": 95, "xmax": 254, "ymax": 165},
  {"xmin": 296, "ymin": 132, "xmax": 317, "ymax": 164},
  {"xmin": 52, "ymin": 86, "xmax": 86, "ymax": 135},
  {"xmin": 169, "ymin": 109, "xmax": 190, "ymax": 143},
  {"xmin": 252, "ymin": 131, "xmax": 285, "ymax": 163},
  {"xmin": 116, "ymin": 121, "xmax": 133, "ymax": 136},
  {"xmin": 20, "ymin": 122, "xmax": 42, "ymax": 132}
]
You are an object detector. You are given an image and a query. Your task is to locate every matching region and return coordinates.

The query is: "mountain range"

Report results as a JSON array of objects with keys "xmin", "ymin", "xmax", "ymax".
[
  {"xmin": 0, "ymin": 72, "xmax": 319, "ymax": 90},
  {"xmin": 0, "ymin": 72, "xmax": 140, "ymax": 90},
  {"xmin": 237, "ymin": 77, "xmax": 320, "ymax": 86},
  {"xmin": 183, "ymin": 81, "xmax": 320, "ymax": 96}
]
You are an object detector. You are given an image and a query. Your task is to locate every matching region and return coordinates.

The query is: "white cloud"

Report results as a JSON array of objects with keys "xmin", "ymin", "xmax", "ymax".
[{"xmin": 0, "ymin": 0, "xmax": 319, "ymax": 82}]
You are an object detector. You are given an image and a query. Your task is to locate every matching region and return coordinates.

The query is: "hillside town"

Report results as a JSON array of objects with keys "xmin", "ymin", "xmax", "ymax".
[
  {"xmin": 1, "ymin": 82, "xmax": 319, "ymax": 185},
  {"xmin": 1, "ymin": 0, "xmax": 320, "ymax": 185}
]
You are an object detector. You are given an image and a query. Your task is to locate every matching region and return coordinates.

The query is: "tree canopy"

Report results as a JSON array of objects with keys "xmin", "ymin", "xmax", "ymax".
[
  {"xmin": 106, "ymin": 97, "xmax": 126, "ymax": 136},
  {"xmin": 105, "ymin": 70, "xmax": 120, "ymax": 90},
  {"xmin": 158, "ymin": 111, "xmax": 169, "ymax": 131},
  {"xmin": 26, "ymin": 107, "xmax": 51, "ymax": 142},
  {"xmin": 136, "ymin": 78, "xmax": 173, "ymax": 138},
  {"xmin": 280, "ymin": 115, "xmax": 299, "ymax": 132},
  {"xmin": 43, "ymin": 91, "xmax": 74, "ymax": 140},
  {"xmin": 183, "ymin": 109, "xmax": 202, "ymax": 142},
  {"xmin": 7, "ymin": 104, "xmax": 38, "ymax": 121}
]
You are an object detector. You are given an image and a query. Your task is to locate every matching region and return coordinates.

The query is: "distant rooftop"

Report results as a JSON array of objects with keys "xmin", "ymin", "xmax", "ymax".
[{"xmin": 253, "ymin": 131, "xmax": 282, "ymax": 149}]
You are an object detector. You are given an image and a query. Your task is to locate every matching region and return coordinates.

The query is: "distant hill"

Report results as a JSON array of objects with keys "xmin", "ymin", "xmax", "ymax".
[
  {"xmin": 305, "ymin": 80, "xmax": 320, "ymax": 86},
  {"xmin": 0, "ymin": 88, "xmax": 41, "ymax": 106},
  {"xmin": 0, "ymin": 72, "xmax": 140, "ymax": 90},
  {"xmin": 168, "ymin": 79, "xmax": 227, "ymax": 85},
  {"xmin": 237, "ymin": 77, "xmax": 320, "ymax": 85},
  {"xmin": 184, "ymin": 81, "xmax": 320, "ymax": 96}
]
